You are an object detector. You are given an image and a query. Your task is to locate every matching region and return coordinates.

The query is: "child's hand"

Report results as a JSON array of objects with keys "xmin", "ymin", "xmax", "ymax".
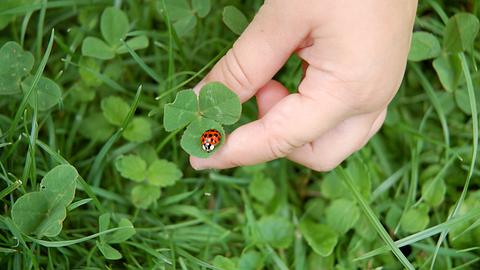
[{"xmin": 190, "ymin": 0, "xmax": 418, "ymax": 171}]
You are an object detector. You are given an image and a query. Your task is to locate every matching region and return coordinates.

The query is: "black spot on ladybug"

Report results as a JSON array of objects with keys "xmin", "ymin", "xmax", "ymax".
[{"xmin": 208, "ymin": 134, "xmax": 212, "ymax": 137}]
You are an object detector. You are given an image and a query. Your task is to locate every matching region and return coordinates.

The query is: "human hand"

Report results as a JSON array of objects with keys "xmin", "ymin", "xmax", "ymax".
[{"xmin": 190, "ymin": 0, "xmax": 418, "ymax": 171}]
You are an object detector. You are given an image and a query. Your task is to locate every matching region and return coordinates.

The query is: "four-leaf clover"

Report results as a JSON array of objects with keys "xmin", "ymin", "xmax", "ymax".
[{"xmin": 163, "ymin": 82, "xmax": 242, "ymax": 158}]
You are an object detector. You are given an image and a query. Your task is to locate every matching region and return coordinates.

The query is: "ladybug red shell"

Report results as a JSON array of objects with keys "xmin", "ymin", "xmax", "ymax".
[{"xmin": 201, "ymin": 129, "xmax": 221, "ymax": 152}]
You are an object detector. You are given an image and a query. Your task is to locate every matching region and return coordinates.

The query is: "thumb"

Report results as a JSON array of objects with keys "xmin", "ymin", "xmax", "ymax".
[{"xmin": 195, "ymin": 2, "xmax": 309, "ymax": 102}]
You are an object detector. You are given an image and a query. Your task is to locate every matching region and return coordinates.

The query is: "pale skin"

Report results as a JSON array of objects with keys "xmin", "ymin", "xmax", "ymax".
[{"xmin": 191, "ymin": 0, "xmax": 418, "ymax": 171}]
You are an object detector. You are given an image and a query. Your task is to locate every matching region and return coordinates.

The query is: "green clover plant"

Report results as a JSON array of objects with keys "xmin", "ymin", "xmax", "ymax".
[
  {"xmin": 78, "ymin": 95, "xmax": 152, "ymax": 143},
  {"xmin": 115, "ymin": 154, "xmax": 182, "ymax": 209},
  {"xmin": 0, "ymin": 41, "xmax": 62, "ymax": 111},
  {"xmin": 82, "ymin": 7, "xmax": 149, "ymax": 60},
  {"xmin": 222, "ymin": 5, "xmax": 249, "ymax": 35},
  {"xmin": 11, "ymin": 165, "xmax": 78, "ymax": 238},
  {"xmin": 163, "ymin": 82, "xmax": 242, "ymax": 158},
  {"xmin": 163, "ymin": 0, "xmax": 211, "ymax": 36},
  {"xmin": 409, "ymin": 13, "xmax": 479, "ymax": 94},
  {"xmin": 96, "ymin": 213, "xmax": 136, "ymax": 260}
]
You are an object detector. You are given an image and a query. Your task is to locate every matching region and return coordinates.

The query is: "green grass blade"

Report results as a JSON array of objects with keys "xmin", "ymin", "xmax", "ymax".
[
  {"xmin": 126, "ymin": 242, "xmax": 173, "ymax": 265},
  {"xmin": 413, "ymin": 155, "xmax": 455, "ymax": 207},
  {"xmin": 0, "ymin": 0, "xmax": 111, "ymax": 16},
  {"xmin": 412, "ymin": 243, "xmax": 477, "ymax": 259},
  {"xmin": 36, "ymin": 0, "xmax": 47, "ymax": 59},
  {"xmin": 371, "ymin": 164, "xmax": 409, "ymax": 200},
  {"xmin": 452, "ymin": 218, "xmax": 480, "ymax": 240},
  {"xmin": 121, "ymin": 39, "xmax": 162, "ymax": 83},
  {"xmin": 430, "ymin": 52, "xmax": 479, "ymax": 270},
  {"xmin": 355, "ymin": 207, "xmax": 480, "ymax": 261},
  {"xmin": 159, "ymin": 0, "xmax": 176, "ymax": 95},
  {"xmin": 7, "ymin": 30, "xmax": 55, "ymax": 140},
  {"xmin": 87, "ymin": 85, "xmax": 143, "ymax": 186},
  {"xmin": 176, "ymin": 249, "xmax": 223, "ymax": 270},
  {"xmin": 0, "ymin": 217, "xmax": 37, "ymax": 266},
  {"xmin": 67, "ymin": 198, "xmax": 93, "ymax": 211},
  {"xmin": 29, "ymin": 226, "xmax": 133, "ymax": 247},
  {"xmin": 263, "ymin": 245, "xmax": 289, "ymax": 270},
  {"xmin": 411, "ymin": 63, "xmax": 450, "ymax": 161},
  {"xmin": 0, "ymin": 180, "xmax": 22, "ymax": 199},
  {"xmin": 155, "ymin": 47, "xmax": 227, "ymax": 101},
  {"xmin": 61, "ymin": 59, "xmax": 128, "ymax": 93},
  {"xmin": 20, "ymin": 11, "xmax": 33, "ymax": 46},
  {"xmin": 427, "ymin": 0, "xmax": 449, "ymax": 24},
  {"xmin": 337, "ymin": 167, "xmax": 414, "ymax": 270},
  {"xmin": 451, "ymin": 258, "xmax": 480, "ymax": 270}
]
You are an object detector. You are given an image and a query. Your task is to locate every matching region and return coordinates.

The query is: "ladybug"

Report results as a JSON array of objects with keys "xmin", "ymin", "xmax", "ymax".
[{"xmin": 201, "ymin": 129, "xmax": 221, "ymax": 153}]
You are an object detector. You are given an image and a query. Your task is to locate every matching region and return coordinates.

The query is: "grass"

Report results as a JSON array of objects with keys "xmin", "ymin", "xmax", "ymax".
[{"xmin": 0, "ymin": 0, "xmax": 479, "ymax": 269}]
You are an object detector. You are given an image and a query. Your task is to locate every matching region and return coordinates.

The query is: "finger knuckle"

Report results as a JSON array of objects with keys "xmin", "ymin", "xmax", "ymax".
[
  {"xmin": 219, "ymin": 48, "xmax": 255, "ymax": 95},
  {"xmin": 267, "ymin": 135, "xmax": 296, "ymax": 159},
  {"xmin": 263, "ymin": 117, "xmax": 300, "ymax": 159}
]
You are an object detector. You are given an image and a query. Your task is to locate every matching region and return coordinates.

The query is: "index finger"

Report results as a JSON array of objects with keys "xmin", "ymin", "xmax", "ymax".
[{"xmin": 195, "ymin": 1, "xmax": 309, "ymax": 101}]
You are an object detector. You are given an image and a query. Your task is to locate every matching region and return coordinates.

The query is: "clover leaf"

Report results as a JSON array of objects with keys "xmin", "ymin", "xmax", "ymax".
[
  {"xmin": 300, "ymin": 220, "xmax": 339, "ymax": 257},
  {"xmin": 433, "ymin": 53, "xmax": 462, "ymax": 93},
  {"xmin": 213, "ymin": 256, "xmax": 237, "ymax": 270},
  {"xmin": 408, "ymin": 32, "xmax": 441, "ymax": 62},
  {"xmin": 96, "ymin": 213, "xmax": 136, "ymax": 260},
  {"xmin": 248, "ymin": 174, "xmax": 275, "ymax": 204},
  {"xmin": 101, "ymin": 7, "xmax": 129, "ymax": 47},
  {"xmin": 79, "ymin": 113, "xmax": 115, "ymax": 141},
  {"xmin": 21, "ymin": 76, "xmax": 62, "ymax": 111},
  {"xmin": 81, "ymin": 37, "xmax": 115, "ymax": 60},
  {"xmin": 443, "ymin": 13, "xmax": 479, "ymax": 53},
  {"xmin": 81, "ymin": 7, "xmax": 149, "ymax": 60},
  {"xmin": 97, "ymin": 241, "xmax": 122, "ymax": 260},
  {"xmin": 163, "ymin": 82, "xmax": 241, "ymax": 158},
  {"xmin": 192, "ymin": 0, "xmax": 211, "ymax": 18},
  {"xmin": 163, "ymin": 89, "xmax": 198, "ymax": 131},
  {"xmin": 400, "ymin": 204, "xmax": 430, "ymax": 233},
  {"xmin": 199, "ymin": 82, "xmax": 242, "ymax": 125},
  {"xmin": 164, "ymin": 0, "xmax": 211, "ymax": 36},
  {"xmin": 131, "ymin": 184, "xmax": 161, "ymax": 209},
  {"xmin": 0, "ymin": 41, "xmax": 34, "ymax": 95},
  {"xmin": 115, "ymin": 155, "xmax": 147, "ymax": 182},
  {"xmin": 11, "ymin": 165, "xmax": 78, "ymax": 238},
  {"xmin": 325, "ymin": 198, "xmax": 360, "ymax": 234},
  {"xmin": 116, "ymin": 36, "xmax": 149, "ymax": 54},
  {"xmin": 257, "ymin": 215, "xmax": 294, "ymax": 249},
  {"xmin": 101, "ymin": 96, "xmax": 130, "ymax": 126},
  {"xmin": 222, "ymin": 6, "xmax": 249, "ymax": 35},
  {"xmin": 123, "ymin": 117, "xmax": 152, "ymax": 142},
  {"xmin": 146, "ymin": 159, "xmax": 183, "ymax": 187},
  {"xmin": 79, "ymin": 57, "xmax": 103, "ymax": 87},
  {"xmin": 181, "ymin": 118, "xmax": 225, "ymax": 158},
  {"xmin": 106, "ymin": 218, "xmax": 136, "ymax": 244}
]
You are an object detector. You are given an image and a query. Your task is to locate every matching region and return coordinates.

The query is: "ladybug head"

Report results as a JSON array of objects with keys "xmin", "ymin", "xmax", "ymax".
[{"xmin": 202, "ymin": 142, "xmax": 215, "ymax": 152}]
